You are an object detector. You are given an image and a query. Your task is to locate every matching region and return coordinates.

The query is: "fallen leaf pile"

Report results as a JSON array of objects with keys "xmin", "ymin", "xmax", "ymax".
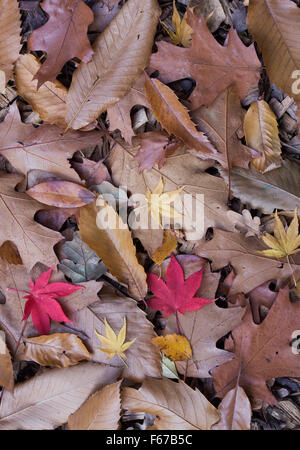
[{"xmin": 0, "ymin": 0, "xmax": 299, "ymax": 432}]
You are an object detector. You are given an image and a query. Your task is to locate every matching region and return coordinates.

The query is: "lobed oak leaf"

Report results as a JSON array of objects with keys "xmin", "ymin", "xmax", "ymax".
[
  {"xmin": 28, "ymin": 0, "xmax": 94, "ymax": 88},
  {"xmin": 95, "ymin": 317, "xmax": 136, "ymax": 360},
  {"xmin": 259, "ymin": 209, "xmax": 300, "ymax": 258},
  {"xmin": 9, "ymin": 264, "xmax": 84, "ymax": 335},
  {"xmin": 150, "ymin": 9, "xmax": 261, "ymax": 110},
  {"xmin": 147, "ymin": 253, "xmax": 214, "ymax": 316},
  {"xmin": 213, "ymin": 288, "xmax": 300, "ymax": 405}
]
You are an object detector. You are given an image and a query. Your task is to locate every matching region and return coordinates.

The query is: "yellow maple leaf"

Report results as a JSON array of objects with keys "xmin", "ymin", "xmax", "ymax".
[
  {"xmin": 146, "ymin": 177, "xmax": 184, "ymax": 227},
  {"xmin": 259, "ymin": 209, "xmax": 300, "ymax": 258},
  {"xmin": 164, "ymin": 0, "xmax": 193, "ymax": 48},
  {"xmin": 95, "ymin": 317, "xmax": 136, "ymax": 361},
  {"xmin": 152, "ymin": 334, "xmax": 192, "ymax": 361}
]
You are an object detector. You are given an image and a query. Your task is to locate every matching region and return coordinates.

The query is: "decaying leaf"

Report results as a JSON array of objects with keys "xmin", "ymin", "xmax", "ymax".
[
  {"xmin": 0, "ymin": 331, "xmax": 14, "ymax": 392},
  {"xmin": 0, "ymin": 172, "xmax": 61, "ymax": 270},
  {"xmin": 0, "ymin": 0, "xmax": 21, "ymax": 83},
  {"xmin": 145, "ymin": 75, "xmax": 220, "ymax": 162},
  {"xmin": 226, "ymin": 209, "xmax": 261, "ymax": 237},
  {"xmin": 72, "ymin": 286, "xmax": 161, "ymax": 381},
  {"xmin": 150, "ymin": 9, "xmax": 261, "ymax": 109},
  {"xmin": 122, "ymin": 378, "xmax": 219, "ymax": 430},
  {"xmin": 66, "ymin": 0, "xmax": 161, "ymax": 130},
  {"xmin": 219, "ymin": 160, "xmax": 300, "ymax": 214},
  {"xmin": 24, "ymin": 333, "xmax": 91, "ymax": 368},
  {"xmin": 152, "ymin": 334, "xmax": 192, "ymax": 361},
  {"xmin": 197, "ymin": 228, "xmax": 300, "ymax": 295},
  {"xmin": 107, "ymin": 74, "xmax": 149, "ymax": 143},
  {"xmin": 244, "ymin": 100, "xmax": 281, "ymax": 173},
  {"xmin": 15, "ymin": 54, "xmax": 68, "ymax": 128},
  {"xmin": 79, "ymin": 198, "xmax": 147, "ymax": 300},
  {"xmin": 26, "ymin": 180, "xmax": 96, "ymax": 208},
  {"xmin": 28, "ymin": 0, "xmax": 94, "ymax": 87},
  {"xmin": 212, "ymin": 386, "xmax": 252, "ymax": 430},
  {"xmin": 59, "ymin": 232, "xmax": 106, "ymax": 283},
  {"xmin": 193, "ymin": 85, "xmax": 260, "ymax": 169},
  {"xmin": 0, "ymin": 102, "xmax": 104, "ymax": 182},
  {"xmin": 213, "ymin": 288, "xmax": 300, "ymax": 405},
  {"xmin": 68, "ymin": 381, "xmax": 121, "ymax": 430},
  {"xmin": 0, "ymin": 362, "xmax": 122, "ymax": 429}
]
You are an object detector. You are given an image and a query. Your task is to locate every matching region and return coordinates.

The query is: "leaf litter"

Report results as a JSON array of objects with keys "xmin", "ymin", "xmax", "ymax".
[{"xmin": 0, "ymin": 0, "xmax": 299, "ymax": 431}]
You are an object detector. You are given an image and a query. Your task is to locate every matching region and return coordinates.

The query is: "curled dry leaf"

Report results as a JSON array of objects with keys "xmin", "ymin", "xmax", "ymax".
[
  {"xmin": 79, "ymin": 198, "xmax": 147, "ymax": 300},
  {"xmin": 244, "ymin": 100, "xmax": 281, "ymax": 173},
  {"xmin": 247, "ymin": 0, "xmax": 300, "ymax": 113},
  {"xmin": 15, "ymin": 54, "xmax": 68, "ymax": 128},
  {"xmin": 70, "ymin": 158, "xmax": 111, "ymax": 188},
  {"xmin": 24, "ymin": 333, "xmax": 91, "ymax": 368},
  {"xmin": 212, "ymin": 386, "xmax": 252, "ymax": 430},
  {"xmin": 122, "ymin": 378, "xmax": 219, "ymax": 430},
  {"xmin": 0, "ymin": 0, "xmax": 21, "ymax": 83},
  {"xmin": 219, "ymin": 160, "xmax": 300, "ymax": 214},
  {"xmin": 28, "ymin": 0, "xmax": 94, "ymax": 87},
  {"xmin": 145, "ymin": 75, "xmax": 220, "ymax": 162},
  {"xmin": 226, "ymin": 209, "xmax": 261, "ymax": 237},
  {"xmin": 213, "ymin": 288, "xmax": 300, "ymax": 405},
  {"xmin": 150, "ymin": 9, "xmax": 261, "ymax": 109},
  {"xmin": 26, "ymin": 180, "xmax": 96, "ymax": 208},
  {"xmin": 0, "ymin": 332, "xmax": 14, "ymax": 392},
  {"xmin": 66, "ymin": 0, "xmax": 161, "ymax": 130},
  {"xmin": 0, "ymin": 362, "xmax": 122, "ymax": 430},
  {"xmin": 68, "ymin": 381, "xmax": 121, "ymax": 430}
]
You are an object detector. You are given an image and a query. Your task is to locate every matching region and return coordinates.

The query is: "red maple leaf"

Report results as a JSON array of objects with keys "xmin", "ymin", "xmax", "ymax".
[
  {"xmin": 147, "ymin": 254, "xmax": 214, "ymax": 317},
  {"xmin": 9, "ymin": 264, "xmax": 83, "ymax": 335}
]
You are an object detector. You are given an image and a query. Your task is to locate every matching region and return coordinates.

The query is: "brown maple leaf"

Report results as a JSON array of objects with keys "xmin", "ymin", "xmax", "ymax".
[
  {"xmin": 28, "ymin": 0, "xmax": 94, "ymax": 87},
  {"xmin": 150, "ymin": 10, "xmax": 261, "ymax": 110},
  {"xmin": 213, "ymin": 288, "xmax": 300, "ymax": 405}
]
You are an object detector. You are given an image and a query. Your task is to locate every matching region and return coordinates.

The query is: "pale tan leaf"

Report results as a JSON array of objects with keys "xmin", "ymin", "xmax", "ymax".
[
  {"xmin": 122, "ymin": 378, "xmax": 219, "ymax": 430},
  {"xmin": 79, "ymin": 199, "xmax": 147, "ymax": 300},
  {"xmin": 24, "ymin": 333, "xmax": 91, "ymax": 368},
  {"xmin": 15, "ymin": 54, "xmax": 68, "ymax": 128},
  {"xmin": 72, "ymin": 286, "xmax": 161, "ymax": 381},
  {"xmin": 244, "ymin": 100, "xmax": 281, "ymax": 173},
  {"xmin": 0, "ymin": 362, "xmax": 122, "ymax": 430},
  {"xmin": 212, "ymin": 386, "xmax": 252, "ymax": 430},
  {"xmin": 0, "ymin": 331, "xmax": 13, "ymax": 392},
  {"xmin": 107, "ymin": 142, "xmax": 235, "ymax": 249},
  {"xmin": 247, "ymin": 0, "xmax": 300, "ymax": 106},
  {"xmin": 68, "ymin": 381, "xmax": 121, "ymax": 430},
  {"xmin": 66, "ymin": 0, "xmax": 161, "ymax": 130},
  {"xmin": 0, "ymin": 0, "xmax": 21, "ymax": 82},
  {"xmin": 0, "ymin": 172, "xmax": 61, "ymax": 270},
  {"xmin": 220, "ymin": 160, "xmax": 300, "ymax": 214}
]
